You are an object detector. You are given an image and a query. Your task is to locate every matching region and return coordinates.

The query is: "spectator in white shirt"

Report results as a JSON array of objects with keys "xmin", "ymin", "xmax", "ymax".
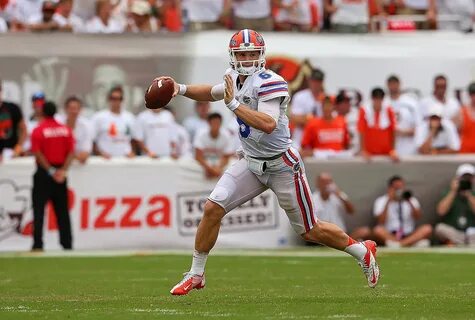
[
  {"xmin": 193, "ymin": 113, "xmax": 235, "ymax": 179},
  {"xmin": 373, "ymin": 175, "xmax": 432, "ymax": 248},
  {"xmin": 27, "ymin": 1, "xmax": 62, "ymax": 32},
  {"xmin": 85, "ymin": 0, "xmax": 125, "ymax": 34},
  {"xmin": 384, "ymin": 75, "xmax": 419, "ymax": 156},
  {"xmin": 232, "ymin": 0, "xmax": 273, "ymax": 31},
  {"xmin": 183, "ymin": 0, "xmax": 231, "ymax": 31},
  {"xmin": 290, "ymin": 68, "xmax": 326, "ymax": 149},
  {"xmin": 274, "ymin": 0, "xmax": 316, "ymax": 32},
  {"xmin": 431, "ymin": 0, "xmax": 475, "ymax": 31},
  {"xmin": 183, "ymin": 101, "xmax": 210, "ymax": 142},
  {"xmin": 0, "ymin": 16, "xmax": 7, "ymax": 32},
  {"xmin": 415, "ymin": 104, "xmax": 460, "ymax": 155},
  {"xmin": 127, "ymin": 0, "xmax": 160, "ymax": 33},
  {"xmin": 92, "ymin": 86, "xmax": 136, "ymax": 158},
  {"xmin": 53, "ymin": 0, "xmax": 85, "ymax": 33},
  {"xmin": 10, "ymin": 0, "xmax": 44, "ymax": 30},
  {"xmin": 313, "ymin": 172, "xmax": 371, "ymax": 240},
  {"xmin": 324, "ymin": 0, "xmax": 383, "ymax": 33},
  {"xmin": 135, "ymin": 108, "xmax": 179, "ymax": 159},
  {"xmin": 167, "ymin": 106, "xmax": 193, "ymax": 159},
  {"xmin": 419, "ymin": 74, "xmax": 460, "ymax": 124},
  {"xmin": 56, "ymin": 96, "xmax": 93, "ymax": 164}
]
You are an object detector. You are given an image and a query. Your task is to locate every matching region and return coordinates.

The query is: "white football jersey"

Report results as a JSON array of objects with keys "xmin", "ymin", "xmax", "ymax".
[{"xmin": 227, "ymin": 68, "xmax": 291, "ymax": 158}]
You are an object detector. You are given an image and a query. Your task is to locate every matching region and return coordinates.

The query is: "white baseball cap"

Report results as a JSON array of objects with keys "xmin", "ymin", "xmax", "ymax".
[
  {"xmin": 456, "ymin": 163, "xmax": 475, "ymax": 177},
  {"xmin": 130, "ymin": 0, "xmax": 151, "ymax": 16},
  {"xmin": 428, "ymin": 103, "xmax": 443, "ymax": 118}
]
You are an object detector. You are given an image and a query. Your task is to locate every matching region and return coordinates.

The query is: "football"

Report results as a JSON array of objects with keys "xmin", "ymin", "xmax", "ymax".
[{"xmin": 144, "ymin": 78, "xmax": 175, "ymax": 109}]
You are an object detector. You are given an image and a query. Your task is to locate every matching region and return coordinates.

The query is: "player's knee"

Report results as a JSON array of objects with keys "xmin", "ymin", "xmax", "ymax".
[{"xmin": 203, "ymin": 200, "xmax": 225, "ymax": 222}]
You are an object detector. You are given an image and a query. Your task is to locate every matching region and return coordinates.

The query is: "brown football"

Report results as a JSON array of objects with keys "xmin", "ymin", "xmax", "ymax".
[{"xmin": 144, "ymin": 78, "xmax": 174, "ymax": 109}]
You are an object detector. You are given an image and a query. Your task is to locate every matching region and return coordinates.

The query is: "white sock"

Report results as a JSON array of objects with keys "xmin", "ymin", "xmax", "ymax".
[
  {"xmin": 344, "ymin": 243, "xmax": 367, "ymax": 260},
  {"xmin": 190, "ymin": 250, "xmax": 208, "ymax": 275}
]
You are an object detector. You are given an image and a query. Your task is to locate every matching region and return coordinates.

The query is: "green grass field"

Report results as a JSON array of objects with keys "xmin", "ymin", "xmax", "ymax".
[{"xmin": 1, "ymin": 250, "xmax": 474, "ymax": 319}]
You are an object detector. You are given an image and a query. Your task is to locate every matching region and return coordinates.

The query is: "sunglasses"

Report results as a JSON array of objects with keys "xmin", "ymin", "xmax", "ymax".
[{"xmin": 109, "ymin": 96, "xmax": 123, "ymax": 101}]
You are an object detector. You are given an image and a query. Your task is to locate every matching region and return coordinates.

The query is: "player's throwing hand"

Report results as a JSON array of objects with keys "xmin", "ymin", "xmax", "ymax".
[
  {"xmin": 153, "ymin": 76, "xmax": 180, "ymax": 97},
  {"xmin": 224, "ymin": 74, "xmax": 234, "ymax": 105}
]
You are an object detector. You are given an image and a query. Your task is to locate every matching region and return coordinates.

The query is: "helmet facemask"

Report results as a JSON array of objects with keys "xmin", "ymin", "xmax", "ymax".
[{"xmin": 229, "ymin": 47, "xmax": 266, "ymax": 76}]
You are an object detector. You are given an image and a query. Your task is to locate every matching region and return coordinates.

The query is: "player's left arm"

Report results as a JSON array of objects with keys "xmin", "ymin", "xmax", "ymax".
[{"xmin": 224, "ymin": 74, "xmax": 278, "ymax": 134}]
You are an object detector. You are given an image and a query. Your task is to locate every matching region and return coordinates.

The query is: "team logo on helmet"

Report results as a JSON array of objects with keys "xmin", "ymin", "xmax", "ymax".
[
  {"xmin": 256, "ymin": 35, "xmax": 264, "ymax": 45},
  {"xmin": 230, "ymin": 38, "xmax": 237, "ymax": 47}
]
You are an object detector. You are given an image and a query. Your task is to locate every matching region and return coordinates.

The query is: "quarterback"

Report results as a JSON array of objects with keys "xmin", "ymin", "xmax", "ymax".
[{"xmin": 160, "ymin": 29, "xmax": 380, "ymax": 295}]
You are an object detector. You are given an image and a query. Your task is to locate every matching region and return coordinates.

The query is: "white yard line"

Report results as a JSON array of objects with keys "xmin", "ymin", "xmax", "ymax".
[{"xmin": 0, "ymin": 247, "xmax": 474, "ymax": 258}]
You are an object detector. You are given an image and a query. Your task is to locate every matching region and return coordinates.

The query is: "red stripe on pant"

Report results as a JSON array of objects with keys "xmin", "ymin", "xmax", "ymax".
[
  {"xmin": 298, "ymin": 171, "xmax": 317, "ymax": 226},
  {"xmin": 293, "ymin": 173, "xmax": 310, "ymax": 232}
]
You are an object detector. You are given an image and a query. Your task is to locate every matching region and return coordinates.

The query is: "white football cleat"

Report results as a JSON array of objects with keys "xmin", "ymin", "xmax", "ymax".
[{"xmin": 358, "ymin": 240, "xmax": 380, "ymax": 288}]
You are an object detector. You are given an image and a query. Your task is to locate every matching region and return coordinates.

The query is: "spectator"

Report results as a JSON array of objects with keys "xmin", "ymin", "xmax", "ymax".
[
  {"xmin": 9, "ymin": 0, "xmax": 44, "ymax": 31},
  {"xmin": 53, "ymin": 0, "xmax": 85, "ymax": 33},
  {"xmin": 313, "ymin": 172, "xmax": 371, "ymax": 240},
  {"xmin": 233, "ymin": 0, "xmax": 273, "ymax": 31},
  {"xmin": 300, "ymin": 96, "xmax": 351, "ymax": 158},
  {"xmin": 373, "ymin": 175, "xmax": 432, "ymax": 248},
  {"xmin": 91, "ymin": 86, "xmax": 136, "ymax": 158},
  {"xmin": 27, "ymin": 1, "xmax": 61, "ymax": 32},
  {"xmin": 393, "ymin": 0, "xmax": 436, "ymax": 29},
  {"xmin": 0, "ymin": 80, "xmax": 27, "ymax": 160},
  {"xmin": 435, "ymin": 164, "xmax": 475, "ymax": 245},
  {"xmin": 324, "ymin": 0, "xmax": 383, "ymax": 33},
  {"xmin": 193, "ymin": 112, "xmax": 234, "ymax": 179},
  {"xmin": 458, "ymin": 82, "xmax": 475, "ymax": 154},
  {"xmin": 127, "ymin": 0, "xmax": 160, "ymax": 33},
  {"xmin": 135, "ymin": 107, "xmax": 179, "ymax": 159},
  {"xmin": 31, "ymin": 101, "xmax": 74, "ymax": 251},
  {"xmin": 166, "ymin": 106, "xmax": 193, "ymax": 159},
  {"xmin": 56, "ymin": 96, "xmax": 93, "ymax": 164},
  {"xmin": 384, "ymin": 75, "xmax": 419, "ymax": 156},
  {"xmin": 274, "ymin": 0, "xmax": 317, "ymax": 32},
  {"xmin": 290, "ymin": 68, "xmax": 326, "ymax": 149},
  {"xmin": 23, "ymin": 92, "xmax": 46, "ymax": 154},
  {"xmin": 183, "ymin": 0, "xmax": 231, "ymax": 31},
  {"xmin": 357, "ymin": 87, "xmax": 398, "ymax": 161},
  {"xmin": 183, "ymin": 101, "xmax": 210, "ymax": 142},
  {"xmin": 158, "ymin": 0, "xmax": 182, "ymax": 32},
  {"xmin": 335, "ymin": 90, "xmax": 360, "ymax": 153},
  {"xmin": 420, "ymin": 74, "xmax": 460, "ymax": 124},
  {"xmin": 430, "ymin": 0, "xmax": 475, "ymax": 32},
  {"xmin": 85, "ymin": 0, "xmax": 125, "ymax": 33},
  {"xmin": 0, "ymin": 16, "xmax": 7, "ymax": 32},
  {"xmin": 415, "ymin": 104, "xmax": 460, "ymax": 154}
]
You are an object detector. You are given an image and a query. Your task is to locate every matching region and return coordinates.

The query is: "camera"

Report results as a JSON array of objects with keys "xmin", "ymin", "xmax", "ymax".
[
  {"xmin": 402, "ymin": 190, "xmax": 413, "ymax": 200},
  {"xmin": 459, "ymin": 179, "xmax": 472, "ymax": 192}
]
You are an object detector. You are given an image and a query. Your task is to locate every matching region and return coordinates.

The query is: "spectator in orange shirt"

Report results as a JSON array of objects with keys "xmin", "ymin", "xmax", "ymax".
[
  {"xmin": 358, "ymin": 88, "xmax": 398, "ymax": 162},
  {"xmin": 459, "ymin": 82, "xmax": 475, "ymax": 153},
  {"xmin": 300, "ymin": 96, "xmax": 350, "ymax": 158}
]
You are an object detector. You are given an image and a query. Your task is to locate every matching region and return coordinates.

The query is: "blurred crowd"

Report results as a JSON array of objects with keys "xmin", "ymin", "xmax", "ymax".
[{"xmin": 0, "ymin": 0, "xmax": 474, "ymax": 34}]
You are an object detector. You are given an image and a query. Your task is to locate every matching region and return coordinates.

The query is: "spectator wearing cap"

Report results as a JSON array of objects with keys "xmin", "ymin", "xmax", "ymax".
[
  {"xmin": 31, "ymin": 101, "xmax": 74, "ymax": 251},
  {"xmin": 233, "ymin": 0, "xmax": 273, "ymax": 31},
  {"xmin": 193, "ymin": 112, "xmax": 235, "ymax": 179},
  {"xmin": 274, "ymin": 0, "xmax": 318, "ymax": 32},
  {"xmin": 290, "ymin": 68, "xmax": 326, "ymax": 149},
  {"xmin": 0, "ymin": 80, "xmax": 27, "ymax": 161},
  {"xmin": 419, "ymin": 75, "xmax": 460, "ymax": 125},
  {"xmin": 435, "ymin": 164, "xmax": 475, "ymax": 246},
  {"xmin": 415, "ymin": 103, "xmax": 460, "ymax": 155},
  {"xmin": 56, "ymin": 96, "xmax": 93, "ymax": 164},
  {"xmin": 384, "ymin": 75, "xmax": 419, "ymax": 156},
  {"xmin": 135, "ymin": 107, "xmax": 179, "ymax": 159},
  {"xmin": 27, "ymin": 1, "xmax": 62, "ymax": 32},
  {"xmin": 127, "ymin": 0, "xmax": 160, "ymax": 33},
  {"xmin": 458, "ymin": 82, "xmax": 475, "ymax": 154},
  {"xmin": 23, "ymin": 92, "xmax": 46, "ymax": 154},
  {"xmin": 85, "ymin": 0, "xmax": 125, "ymax": 33},
  {"xmin": 53, "ymin": 0, "xmax": 85, "ymax": 33},
  {"xmin": 183, "ymin": 0, "xmax": 231, "ymax": 32},
  {"xmin": 300, "ymin": 96, "xmax": 351, "ymax": 159},
  {"xmin": 324, "ymin": 0, "xmax": 384, "ymax": 33},
  {"xmin": 91, "ymin": 86, "xmax": 136, "ymax": 158},
  {"xmin": 335, "ymin": 90, "xmax": 360, "ymax": 154},
  {"xmin": 357, "ymin": 87, "xmax": 399, "ymax": 162}
]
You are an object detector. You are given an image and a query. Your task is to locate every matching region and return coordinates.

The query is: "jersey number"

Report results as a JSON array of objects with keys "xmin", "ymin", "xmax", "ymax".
[
  {"xmin": 258, "ymin": 72, "xmax": 272, "ymax": 80},
  {"xmin": 237, "ymin": 117, "xmax": 250, "ymax": 138}
]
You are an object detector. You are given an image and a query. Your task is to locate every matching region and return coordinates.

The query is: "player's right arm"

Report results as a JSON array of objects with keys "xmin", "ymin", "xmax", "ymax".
[{"xmin": 154, "ymin": 76, "xmax": 224, "ymax": 102}]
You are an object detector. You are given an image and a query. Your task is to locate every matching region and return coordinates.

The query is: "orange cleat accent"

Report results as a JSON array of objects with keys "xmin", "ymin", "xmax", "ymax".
[
  {"xmin": 170, "ymin": 272, "xmax": 205, "ymax": 296},
  {"xmin": 358, "ymin": 240, "xmax": 380, "ymax": 288}
]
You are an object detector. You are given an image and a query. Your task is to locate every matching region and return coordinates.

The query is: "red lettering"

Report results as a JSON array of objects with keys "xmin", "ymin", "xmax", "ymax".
[
  {"xmin": 94, "ymin": 198, "xmax": 116, "ymax": 228},
  {"xmin": 119, "ymin": 197, "xmax": 142, "ymax": 228},
  {"xmin": 81, "ymin": 199, "xmax": 89, "ymax": 229},
  {"xmin": 146, "ymin": 196, "xmax": 170, "ymax": 227}
]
